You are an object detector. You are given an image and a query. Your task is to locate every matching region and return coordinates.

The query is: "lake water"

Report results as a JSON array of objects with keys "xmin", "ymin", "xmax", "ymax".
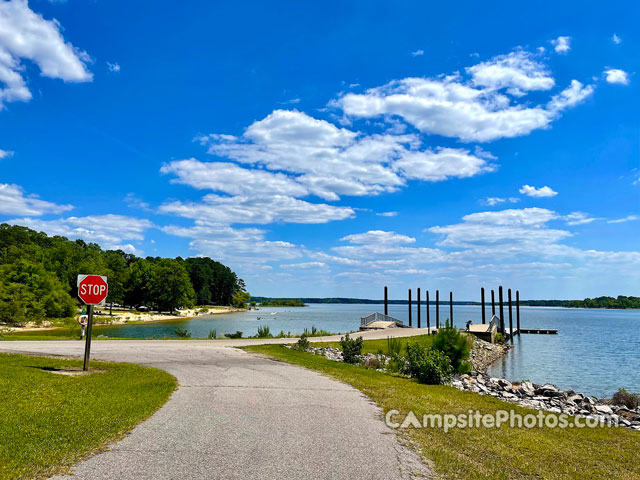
[{"xmin": 101, "ymin": 303, "xmax": 640, "ymax": 398}]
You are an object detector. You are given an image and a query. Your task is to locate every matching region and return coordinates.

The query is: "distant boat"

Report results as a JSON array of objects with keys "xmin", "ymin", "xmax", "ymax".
[{"xmin": 270, "ymin": 312, "xmax": 277, "ymax": 315}]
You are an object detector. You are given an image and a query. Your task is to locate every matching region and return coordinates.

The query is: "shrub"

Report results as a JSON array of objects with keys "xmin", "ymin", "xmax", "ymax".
[
  {"xmin": 303, "ymin": 325, "xmax": 331, "ymax": 337},
  {"xmin": 296, "ymin": 334, "xmax": 310, "ymax": 350},
  {"xmin": 612, "ymin": 388, "xmax": 640, "ymax": 409},
  {"xmin": 495, "ymin": 332, "xmax": 505, "ymax": 343},
  {"xmin": 257, "ymin": 325, "xmax": 271, "ymax": 338},
  {"xmin": 225, "ymin": 331, "xmax": 243, "ymax": 339},
  {"xmin": 207, "ymin": 329, "xmax": 217, "ymax": 339},
  {"xmin": 404, "ymin": 342, "xmax": 453, "ymax": 385},
  {"xmin": 340, "ymin": 333, "xmax": 363, "ymax": 364},
  {"xmin": 387, "ymin": 336, "xmax": 402, "ymax": 356},
  {"xmin": 174, "ymin": 327, "xmax": 191, "ymax": 338},
  {"xmin": 361, "ymin": 356, "xmax": 381, "ymax": 369},
  {"xmin": 432, "ymin": 321, "xmax": 471, "ymax": 373}
]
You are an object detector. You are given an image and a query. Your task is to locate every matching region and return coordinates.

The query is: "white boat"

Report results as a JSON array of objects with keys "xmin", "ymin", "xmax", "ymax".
[{"xmin": 270, "ymin": 312, "xmax": 277, "ymax": 315}]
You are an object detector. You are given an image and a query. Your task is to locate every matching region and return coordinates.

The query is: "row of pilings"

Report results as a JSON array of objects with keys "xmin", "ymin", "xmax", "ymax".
[{"xmin": 383, "ymin": 286, "xmax": 521, "ymax": 337}]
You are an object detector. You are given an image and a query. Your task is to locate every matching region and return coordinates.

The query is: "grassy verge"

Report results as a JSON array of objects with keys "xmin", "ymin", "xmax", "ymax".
[
  {"xmin": 243, "ymin": 344, "xmax": 640, "ymax": 480},
  {"xmin": 0, "ymin": 353, "xmax": 177, "ymax": 480},
  {"xmin": 311, "ymin": 333, "xmax": 434, "ymax": 355}
]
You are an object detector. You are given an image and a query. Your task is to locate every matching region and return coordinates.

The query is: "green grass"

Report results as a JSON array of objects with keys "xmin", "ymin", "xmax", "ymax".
[
  {"xmin": 0, "ymin": 353, "xmax": 177, "ymax": 480},
  {"xmin": 312, "ymin": 333, "xmax": 434, "ymax": 355},
  {"xmin": 243, "ymin": 344, "xmax": 640, "ymax": 480}
]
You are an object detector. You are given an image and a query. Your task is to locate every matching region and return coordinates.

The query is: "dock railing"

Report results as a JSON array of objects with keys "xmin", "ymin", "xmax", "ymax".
[{"xmin": 361, "ymin": 312, "xmax": 403, "ymax": 327}]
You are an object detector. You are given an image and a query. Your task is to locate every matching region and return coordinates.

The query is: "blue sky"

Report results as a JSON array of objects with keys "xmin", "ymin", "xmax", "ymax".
[{"xmin": 1, "ymin": 0, "xmax": 638, "ymax": 299}]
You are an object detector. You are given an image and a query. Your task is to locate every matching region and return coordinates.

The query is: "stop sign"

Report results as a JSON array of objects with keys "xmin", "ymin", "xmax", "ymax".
[{"xmin": 77, "ymin": 274, "xmax": 109, "ymax": 305}]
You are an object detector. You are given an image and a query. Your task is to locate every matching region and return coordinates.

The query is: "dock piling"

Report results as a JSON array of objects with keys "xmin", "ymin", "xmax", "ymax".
[
  {"xmin": 481, "ymin": 287, "xmax": 486, "ymax": 324},
  {"xmin": 491, "ymin": 289, "xmax": 496, "ymax": 317},
  {"xmin": 384, "ymin": 286, "xmax": 388, "ymax": 316},
  {"xmin": 417, "ymin": 288, "xmax": 421, "ymax": 329},
  {"xmin": 516, "ymin": 290, "xmax": 521, "ymax": 335},
  {"xmin": 426, "ymin": 290, "xmax": 430, "ymax": 331},
  {"xmin": 508, "ymin": 288, "xmax": 513, "ymax": 341},
  {"xmin": 408, "ymin": 289, "xmax": 412, "ymax": 327},
  {"xmin": 436, "ymin": 290, "xmax": 440, "ymax": 329},
  {"xmin": 498, "ymin": 286, "xmax": 505, "ymax": 335}
]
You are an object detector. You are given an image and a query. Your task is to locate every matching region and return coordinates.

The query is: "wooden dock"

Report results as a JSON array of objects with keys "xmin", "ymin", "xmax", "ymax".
[{"xmin": 504, "ymin": 327, "xmax": 557, "ymax": 339}]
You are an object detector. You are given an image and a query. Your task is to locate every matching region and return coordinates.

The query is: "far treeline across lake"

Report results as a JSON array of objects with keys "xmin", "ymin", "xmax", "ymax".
[
  {"xmin": 251, "ymin": 296, "xmax": 640, "ymax": 309},
  {"xmin": 0, "ymin": 224, "xmax": 248, "ymax": 325}
]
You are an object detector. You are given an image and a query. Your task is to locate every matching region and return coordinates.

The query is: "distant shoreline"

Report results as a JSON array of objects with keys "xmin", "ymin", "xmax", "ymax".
[{"xmin": 251, "ymin": 296, "xmax": 640, "ymax": 310}]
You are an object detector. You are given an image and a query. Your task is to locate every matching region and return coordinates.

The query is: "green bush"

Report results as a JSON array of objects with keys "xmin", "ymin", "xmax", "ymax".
[
  {"xmin": 173, "ymin": 327, "xmax": 191, "ymax": 338},
  {"xmin": 296, "ymin": 334, "xmax": 310, "ymax": 350},
  {"xmin": 340, "ymin": 333, "xmax": 363, "ymax": 364},
  {"xmin": 257, "ymin": 325, "xmax": 271, "ymax": 338},
  {"xmin": 495, "ymin": 332, "xmax": 505, "ymax": 343},
  {"xmin": 432, "ymin": 320, "xmax": 471, "ymax": 373},
  {"xmin": 404, "ymin": 342, "xmax": 453, "ymax": 385},
  {"xmin": 207, "ymin": 329, "xmax": 217, "ymax": 339},
  {"xmin": 225, "ymin": 331, "xmax": 243, "ymax": 339},
  {"xmin": 612, "ymin": 388, "xmax": 640, "ymax": 409}
]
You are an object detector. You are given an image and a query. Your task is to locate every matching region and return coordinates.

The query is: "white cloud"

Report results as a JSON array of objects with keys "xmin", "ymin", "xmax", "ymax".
[
  {"xmin": 484, "ymin": 197, "xmax": 519, "ymax": 206},
  {"xmin": 338, "ymin": 51, "xmax": 594, "ymax": 142},
  {"xmin": 551, "ymin": 36, "xmax": 571, "ymax": 54},
  {"xmin": 0, "ymin": 148, "xmax": 13, "ymax": 158},
  {"xmin": 162, "ymin": 110, "xmax": 495, "ymax": 227},
  {"xmin": 7, "ymin": 214, "xmax": 154, "ymax": 249},
  {"xmin": 341, "ymin": 230, "xmax": 416, "ymax": 245},
  {"xmin": 612, "ymin": 33, "xmax": 621, "ymax": 45},
  {"xmin": 608, "ymin": 215, "xmax": 639, "ymax": 224},
  {"xmin": 280, "ymin": 262, "xmax": 328, "ymax": 269},
  {"xmin": 160, "ymin": 193, "xmax": 355, "ymax": 225},
  {"xmin": 411, "ymin": 49, "xmax": 424, "ymax": 57},
  {"xmin": 519, "ymin": 184, "xmax": 558, "ymax": 198},
  {"xmin": 394, "ymin": 146, "xmax": 496, "ymax": 181},
  {"xmin": 124, "ymin": 192, "xmax": 151, "ymax": 210},
  {"xmin": 376, "ymin": 211, "xmax": 398, "ymax": 217},
  {"xmin": 0, "ymin": 0, "xmax": 92, "ymax": 108},
  {"xmin": 604, "ymin": 68, "xmax": 629, "ymax": 85},
  {"xmin": 564, "ymin": 211, "xmax": 598, "ymax": 225},
  {"xmin": 162, "ymin": 220, "xmax": 303, "ymax": 269},
  {"xmin": 546, "ymin": 80, "xmax": 594, "ymax": 112},
  {"xmin": 0, "ymin": 183, "xmax": 73, "ymax": 215},
  {"xmin": 467, "ymin": 50, "xmax": 554, "ymax": 94},
  {"xmin": 107, "ymin": 61, "xmax": 120, "ymax": 73}
]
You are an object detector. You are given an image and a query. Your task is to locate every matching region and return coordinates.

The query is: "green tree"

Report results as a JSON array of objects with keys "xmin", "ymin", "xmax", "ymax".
[{"xmin": 149, "ymin": 259, "xmax": 196, "ymax": 313}]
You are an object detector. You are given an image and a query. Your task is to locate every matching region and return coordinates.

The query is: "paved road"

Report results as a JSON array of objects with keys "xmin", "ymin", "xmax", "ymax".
[{"xmin": 0, "ymin": 337, "xmax": 433, "ymax": 479}]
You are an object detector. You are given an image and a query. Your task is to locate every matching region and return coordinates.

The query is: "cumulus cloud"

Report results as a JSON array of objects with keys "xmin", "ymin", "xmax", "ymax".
[
  {"xmin": 0, "ymin": 0, "xmax": 92, "ymax": 108},
  {"xmin": 564, "ymin": 211, "xmax": 599, "ymax": 225},
  {"xmin": 162, "ymin": 220, "xmax": 303, "ymax": 269},
  {"xmin": 159, "ymin": 193, "xmax": 355, "ymax": 225},
  {"xmin": 0, "ymin": 148, "xmax": 13, "ymax": 158},
  {"xmin": 107, "ymin": 61, "xmax": 120, "ymax": 73},
  {"xmin": 519, "ymin": 184, "xmax": 558, "ymax": 198},
  {"xmin": 161, "ymin": 110, "xmax": 495, "ymax": 227},
  {"xmin": 467, "ymin": 50, "xmax": 554, "ymax": 94},
  {"xmin": 338, "ymin": 51, "xmax": 594, "ymax": 142},
  {"xmin": 551, "ymin": 36, "xmax": 571, "ymax": 54},
  {"xmin": 604, "ymin": 68, "xmax": 629, "ymax": 85},
  {"xmin": 7, "ymin": 214, "xmax": 154, "ymax": 249},
  {"xmin": 341, "ymin": 230, "xmax": 416, "ymax": 245},
  {"xmin": 0, "ymin": 183, "xmax": 73, "ymax": 215}
]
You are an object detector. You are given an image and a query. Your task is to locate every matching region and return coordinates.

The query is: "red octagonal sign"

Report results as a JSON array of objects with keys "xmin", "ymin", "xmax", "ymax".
[{"xmin": 77, "ymin": 274, "xmax": 109, "ymax": 305}]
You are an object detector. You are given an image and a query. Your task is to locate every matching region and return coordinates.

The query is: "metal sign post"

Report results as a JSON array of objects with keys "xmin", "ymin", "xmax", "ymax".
[
  {"xmin": 83, "ymin": 305, "xmax": 94, "ymax": 371},
  {"xmin": 77, "ymin": 274, "xmax": 108, "ymax": 371}
]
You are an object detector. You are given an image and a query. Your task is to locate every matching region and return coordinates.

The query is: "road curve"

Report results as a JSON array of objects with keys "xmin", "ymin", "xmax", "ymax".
[{"xmin": 0, "ymin": 340, "xmax": 433, "ymax": 479}]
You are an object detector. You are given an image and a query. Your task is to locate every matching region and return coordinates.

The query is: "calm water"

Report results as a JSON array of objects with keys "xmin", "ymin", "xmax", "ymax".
[{"xmin": 101, "ymin": 303, "xmax": 640, "ymax": 397}]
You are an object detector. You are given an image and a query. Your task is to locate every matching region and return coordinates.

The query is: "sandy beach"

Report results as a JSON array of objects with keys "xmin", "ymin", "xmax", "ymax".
[{"xmin": 1, "ymin": 306, "xmax": 246, "ymax": 333}]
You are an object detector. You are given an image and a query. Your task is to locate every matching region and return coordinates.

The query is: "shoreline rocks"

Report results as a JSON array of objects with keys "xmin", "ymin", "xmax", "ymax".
[{"xmin": 451, "ymin": 373, "xmax": 640, "ymax": 431}]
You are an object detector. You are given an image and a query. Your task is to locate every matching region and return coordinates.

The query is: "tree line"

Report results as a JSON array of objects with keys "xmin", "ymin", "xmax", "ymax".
[{"xmin": 0, "ymin": 224, "xmax": 247, "ymax": 325}]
